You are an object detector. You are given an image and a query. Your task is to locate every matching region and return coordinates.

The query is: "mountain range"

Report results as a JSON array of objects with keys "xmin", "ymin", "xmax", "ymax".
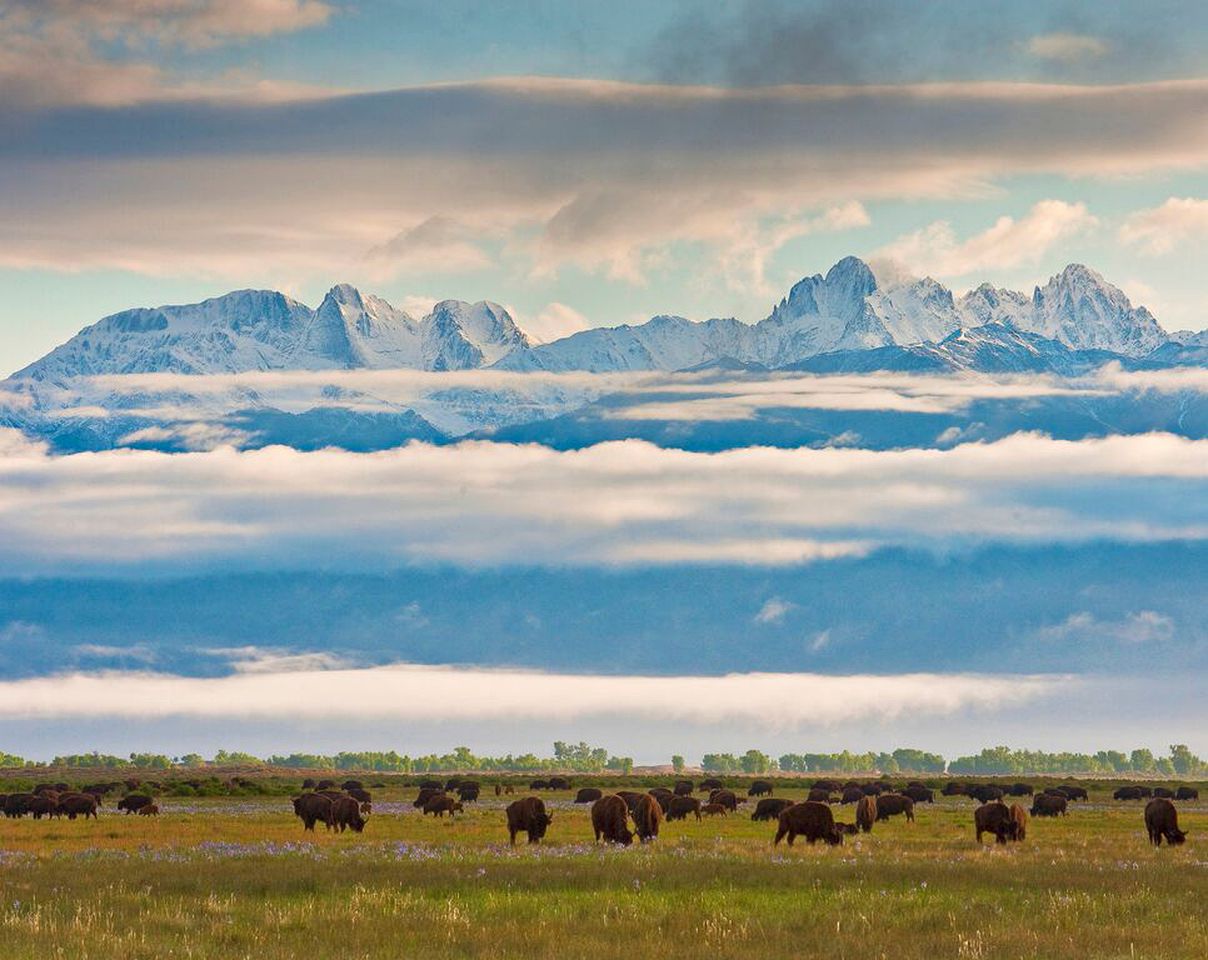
[{"xmin": 3, "ymin": 258, "xmax": 1204, "ymax": 453}]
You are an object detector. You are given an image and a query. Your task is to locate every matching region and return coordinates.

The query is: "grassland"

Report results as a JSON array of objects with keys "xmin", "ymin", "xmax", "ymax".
[{"xmin": 1, "ymin": 780, "xmax": 1204, "ymax": 960}]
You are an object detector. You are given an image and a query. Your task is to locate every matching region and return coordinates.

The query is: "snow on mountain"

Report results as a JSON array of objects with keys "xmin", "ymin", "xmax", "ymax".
[
  {"xmin": 301, "ymin": 284, "xmax": 423, "ymax": 369},
  {"xmin": 958, "ymin": 283, "xmax": 1033, "ymax": 329},
  {"xmin": 422, "ymin": 300, "xmax": 531, "ymax": 371},
  {"xmin": 868, "ymin": 276, "xmax": 963, "ymax": 345}
]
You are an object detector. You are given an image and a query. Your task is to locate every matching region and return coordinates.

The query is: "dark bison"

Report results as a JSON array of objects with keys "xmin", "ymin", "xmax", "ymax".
[
  {"xmin": 974, "ymin": 801, "xmax": 1014, "ymax": 844},
  {"xmin": 942, "ymin": 782, "xmax": 966, "ymax": 797},
  {"xmin": 812, "ymin": 779, "xmax": 842, "ymax": 793},
  {"xmin": 969, "ymin": 784, "xmax": 1005, "ymax": 803},
  {"xmin": 840, "ymin": 787, "xmax": 865, "ymax": 804},
  {"xmin": 1175, "ymin": 787, "xmax": 1199, "ymax": 801},
  {"xmin": 701, "ymin": 802, "xmax": 728, "ymax": 816},
  {"xmin": 315, "ymin": 779, "xmax": 337, "ymax": 791},
  {"xmin": 673, "ymin": 780, "xmax": 694, "ymax": 796},
  {"xmin": 423, "ymin": 796, "xmax": 463, "ymax": 818},
  {"xmin": 751, "ymin": 797, "xmax": 795, "ymax": 821},
  {"xmin": 774, "ymin": 801, "xmax": 843, "ymax": 846},
  {"xmin": 4, "ymin": 793, "xmax": 33, "ymax": 818},
  {"xmin": 591, "ymin": 795, "xmax": 633, "ymax": 845},
  {"xmin": 136, "ymin": 803, "xmax": 159, "ymax": 816},
  {"xmin": 301, "ymin": 778, "xmax": 317, "ymax": 789},
  {"xmin": 1151, "ymin": 787, "xmax": 1175, "ymax": 799},
  {"xmin": 667, "ymin": 796, "xmax": 702, "ymax": 821},
  {"xmin": 341, "ymin": 780, "xmax": 364, "ymax": 792},
  {"xmin": 1030, "ymin": 793, "xmax": 1068, "ymax": 817},
  {"xmin": 1114, "ymin": 786, "xmax": 1147, "ymax": 801},
  {"xmin": 807, "ymin": 788, "xmax": 834, "ymax": 803},
  {"xmin": 861, "ymin": 783, "xmax": 886, "ymax": 796},
  {"xmin": 331, "ymin": 796, "xmax": 366, "ymax": 832},
  {"xmin": 548, "ymin": 777, "xmax": 571, "ymax": 791},
  {"xmin": 444, "ymin": 777, "xmax": 463, "ymax": 790},
  {"xmin": 413, "ymin": 787, "xmax": 444, "ymax": 808},
  {"xmin": 347, "ymin": 788, "xmax": 373, "ymax": 805},
  {"xmin": 56, "ymin": 793, "xmax": 99, "ymax": 820},
  {"xmin": 28, "ymin": 795, "xmax": 57, "ymax": 819},
  {"xmin": 117, "ymin": 794, "xmax": 154, "ymax": 815},
  {"xmin": 1059, "ymin": 784, "xmax": 1089, "ymax": 801},
  {"xmin": 708, "ymin": 789, "xmax": 739, "ymax": 812},
  {"xmin": 699, "ymin": 778, "xmax": 724, "ymax": 792},
  {"xmin": 575, "ymin": 787, "xmax": 603, "ymax": 804},
  {"xmin": 648, "ymin": 788, "xmax": 675, "ymax": 813},
  {"xmin": 875, "ymin": 794, "xmax": 915, "ymax": 822},
  {"xmin": 856, "ymin": 795, "xmax": 877, "ymax": 833},
  {"xmin": 1144, "ymin": 798, "xmax": 1187, "ymax": 847},
  {"xmin": 457, "ymin": 785, "xmax": 480, "ymax": 803},
  {"xmin": 748, "ymin": 780, "xmax": 773, "ymax": 797},
  {"xmin": 529, "ymin": 779, "xmax": 549, "ymax": 791},
  {"xmin": 418, "ymin": 779, "xmax": 442, "ymax": 790},
  {"xmin": 633, "ymin": 793, "xmax": 663, "ymax": 843},
  {"xmin": 902, "ymin": 785, "xmax": 934, "ymax": 803},
  {"xmin": 293, "ymin": 793, "xmax": 333, "ymax": 831},
  {"xmin": 1009, "ymin": 803, "xmax": 1028, "ymax": 842},
  {"xmin": 506, "ymin": 797, "xmax": 553, "ymax": 845},
  {"xmin": 617, "ymin": 790, "xmax": 646, "ymax": 813}
]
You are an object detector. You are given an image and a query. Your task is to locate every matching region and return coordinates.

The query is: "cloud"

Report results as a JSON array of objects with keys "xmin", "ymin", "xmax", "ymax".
[
  {"xmin": 1024, "ymin": 33, "xmax": 1110, "ymax": 63},
  {"xmin": 1037, "ymin": 610, "xmax": 1176, "ymax": 646},
  {"xmin": 0, "ymin": 429, "xmax": 1204, "ymax": 574},
  {"xmin": 0, "ymin": 661, "xmax": 1068, "ymax": 725},
  {"xmin": 754, "ymin": 597, "xmax": 795, "ymax": 624},
  {"xmin": 0, "ymin": 78, "xmax": 1203, "ymax": 285},
  {"xmin": 1119, "ymin": 197, "xmax": 1208, "ymax": 255},
  {"xmin": 520, "ymin": 303, "xmax": 595, "ymax": 344},
  {"xmin": 875, "ymin": 200, "xmax": 1099, "ymax": 280}
]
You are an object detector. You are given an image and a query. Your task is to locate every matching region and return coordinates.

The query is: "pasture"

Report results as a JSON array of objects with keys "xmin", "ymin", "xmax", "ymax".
[{"xmin": 1, "ymin": 777, "xmax": 1204, "ymax": 959}]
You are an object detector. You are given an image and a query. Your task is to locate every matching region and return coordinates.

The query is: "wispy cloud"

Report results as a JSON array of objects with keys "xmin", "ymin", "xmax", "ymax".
[
  {"xmin": 1024, "ymin": 33, "xmax": 1110, "ymax": 64},
  {"xmin": 1035, "ymin": 610, "xmax": 1176, "ymax": 646},
  {"xmin": 754, "ymin": 597, "xmax": 795, "ymax": 625},
  {"xmin": 1119, "ymin": 197, "xmax": 1208, "ymax": 256}
]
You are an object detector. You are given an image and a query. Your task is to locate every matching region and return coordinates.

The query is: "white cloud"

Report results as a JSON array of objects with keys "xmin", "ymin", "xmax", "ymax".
[
  {"xmin": 1037, "ymin": 611, "xmax": 1176, "ymax": 645},
  {"xmin": 1119, "ymin": 197, "xmax": 1208, "ymax": 255},
  {"xmin": 875, "ymin": 200, "xmax": 1099, "ymax": 280},
  {"xmin": 1024, "ymin": 33, "xmax": 1110, "ymax": 63},
  {"xmin": 520, "ymin": 303, "xmax": 595, "ymax": 344},
  {"xmin": 754, "ymin": 597, "xmax": 795, "ymax": 625},
  {"xmin": 0, "ymin": 662, "xmax": 1068, "ymax": 725},
  {"xmin": 0, "ymin": 429, "xmax": 1204, "ymax": 574}
]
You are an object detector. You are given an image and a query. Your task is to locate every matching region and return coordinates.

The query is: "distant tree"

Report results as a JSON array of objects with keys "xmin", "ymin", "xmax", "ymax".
[
  {"xmin": 607, "ymin": 755, "xmax": 633, "ymax": 774},
  {"xmin": 671, "ymin": 755, "xmax": 685, "ymax": 773},
  {"xmin": 740, "ymin": 750, "xmax": 775, "ymax": 774},
  {"xmin": 1169, "ymin": 744, "xmax": 1199, "ymax": 775},
  {"xmin": 0, "ymin": 751, "xmax": 26, "ymax": 768},
  {"xmin": 1130, "ymin": 748, "xmax": 1156, "ymax": 773}
]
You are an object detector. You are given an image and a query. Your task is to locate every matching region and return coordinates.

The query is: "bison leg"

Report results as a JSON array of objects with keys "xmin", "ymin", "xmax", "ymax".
[{"xmin": 773, "ymin": 824, "xmax": 787, "ymax": 846}]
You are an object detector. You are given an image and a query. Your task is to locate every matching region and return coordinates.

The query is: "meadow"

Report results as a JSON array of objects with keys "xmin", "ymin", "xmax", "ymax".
[{"xmin": 1, "ymin": 777, "xmax": 1204, "ymax": 960}]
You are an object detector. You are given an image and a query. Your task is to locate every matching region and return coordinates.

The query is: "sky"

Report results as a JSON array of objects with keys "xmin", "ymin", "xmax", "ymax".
[
  {"xmin": 0, "ymin": 1, "xmax": 1206, "ymax": 763},
  {"xmin": 0, "ymin": 0, "xmax": 1206, "ymax": 374}
]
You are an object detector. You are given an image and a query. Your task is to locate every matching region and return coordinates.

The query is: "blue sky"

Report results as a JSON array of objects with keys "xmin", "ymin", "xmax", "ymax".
[{"xmin": 0, "ymin": 0, "xmax": 1205, "ymax": 373}]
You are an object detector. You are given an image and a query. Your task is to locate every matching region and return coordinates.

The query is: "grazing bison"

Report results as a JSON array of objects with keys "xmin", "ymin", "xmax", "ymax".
[
  {"xmin": 1009, "ymin": 803, "xmax": 1028, "ymax": 842},
  {"xmin": 444, "ymin": 777, "xmax": 463, "ymax": 790},
  {"xmin": 902, "ymin": 785, "xmax": 934, "ymax": 803},
  {"xmin": 315, "ymin": 779, "xmax": 336, "ymax": 791},
  {"xmin": 856, "ymin": 795, "xmax": 877, "ymax": 833},
  {"xmin": 423, "ymin": 796, "xmax": 464, "ymax": 818},
  {"xmin": 347, "ymin": 788, "xmax": 373, "ymax": 805},
  {"xmin": 648, "ymin": 788, "xmax": 675, "ymax": 813},
  {"xmin": 1144, "ymin": 798, "xmax": 1187, "ymax": 847},
  {"xmin": 633, "ymin": 793, "xmax": 663, "ymax": 843},
  {"xmin": 293, "ymin": 793, "xmax": 333, "ymax": 832},
  {"xmin": 751, "ymin": 797, "xmax": 795, "ymax": 822},
  {"xmin": 969, "ymin": 785, "xmax": 1005, "ymax": 803},
  {"xmin": 331, "ymin": 796, "xmax": 366, "ymax": 832},
  {"xmin": 418, "ymin": 779, "xmax": 442, "ymax": 790},
  {"xmin": 548, "ymin": 777, "xmax": 571, "ymax": 791},
  {"xmin": 1175, "ymin": 787, "xmax": 1199, "ymax": 801},
  {"xmin": 807, "ymin": 788, "xmax": 834, "ymax": 803},
  {"xmin": 57, "ymin": 793, "xmax": 100, "ymax": 820},
  {"xmin": 28, "ymin": 795, "xmax": 56, "ymax": 819},
  {"xmin": 748, "ymin": 780, "xmax": 773, "ymax": 797},
  {"xmin": 575, "ymin": 787, "xmax": 603, "ymax": 804},
  {"xmin": 942, "ymin": 782, "xmax": 966, "ymax": 797},
  {"xmin": 875, "ymin": 794, "xmax": 915, "ymax": 823},
  {"xmin": 861, "ymin": 783, "xmax": 886, "ymax": 796},
  {"xmin": 811, "ymin": 779, "xmax": 842, "ymax": 793},
  {"xmin": 667, "ymin": 796, "xmax": 702, "ymax": 821},
  {"xmin": 1030, "ymin": 793, "xmax": 1067, "ymax": 817},
  {"xmin": 591, "ymin": 795, "xmax": 633, "ymax": 845},
  {"xmin": 341, "ymin": 780, "xmax": 364, "ymax": 792},
  {"xmin": 117, "ymin": 794, "xmax": 154, "ymax": 815},
  {"xmin": 774, "ymin": 802, "xmax": 843, "ymax": 846},
  {"xmin": 457, "ymin": 785, "xmax": 480, "ymax": 803},
  {"xmin": 673, "ymin": 780, "xmax": 694, "ymax": 797},
  {"xmin": 617, "ymin": 790, "xmax": 646, "ymax": 813},
  {"xmin": 701, "ymin": 803, "xmax": 728, "ymax": 817},
  {"xmin": 137, "ymin": 803, "xmax": 160, "ymax": 816},
  {"xmin": 506, "ymin": 797, "xmax": 553, "ymax": 845},
  {"xmin": 529, "ymin": 779, "xmax": 549, "ymax": 791},
  {"xmin": 1151, "ymin": 787, "xmax": 1175, "ymax": 799},
  {"xmin": 974, "ymin": 801, "xmax": 1014, "ymax": 844},
  {"xmin": 1059, "ymin": 784, "xmax": 1089, "ymax": 801},
  {"xmin": 840, "ymin": 787, "xmax": 865, "ymax": 804},
  {"xmin": 708, "ymin": 789, "xmax": 739, "ymax": 812},
  {"xmin": 1114, "ymin": 786, "xmax": 1147, "ymax": 801},
  {"xmin": 413, "ymin": 787, "xmax": 444, "ymax": 808},
  {"xmin": 699, "ymin": 778, "xmax": 724, "ymax": 792}
]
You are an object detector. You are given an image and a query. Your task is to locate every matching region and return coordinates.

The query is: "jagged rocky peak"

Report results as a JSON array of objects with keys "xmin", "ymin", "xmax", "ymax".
[{"xmin": 1024, "ymin": 264, "xmax": 1166, "ymax": 357}]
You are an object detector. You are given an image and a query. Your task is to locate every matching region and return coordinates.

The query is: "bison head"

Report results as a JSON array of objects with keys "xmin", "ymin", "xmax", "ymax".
[
  {"xmin": 826, "ymin": 827, "xmax": 845, "ymax": 846},
  {"xmin": 531, "ymin": 812, "xmax": 553, "ymax": 840},
  {"xmin": 1167, "ymin": 828, "xmax": 1187, "ymax": 845}
]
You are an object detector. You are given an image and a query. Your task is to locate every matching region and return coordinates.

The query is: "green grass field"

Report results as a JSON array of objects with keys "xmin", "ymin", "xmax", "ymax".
[{"xmin": 1, "ymin": 782, "xmax": 1204, "ymax": 959}]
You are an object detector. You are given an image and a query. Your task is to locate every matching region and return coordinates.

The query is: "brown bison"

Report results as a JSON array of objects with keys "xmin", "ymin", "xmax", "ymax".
[
  {"xmin": 315, "ymin": 779, "xmax": 337, "ymax": 791},
  {"xmin": 506, "ymin": 797, "xmax": 553, "ymax": 845},
  {"xmin": 445, "ymin": 777, "xmax": 463, "ymax": 790},
  {"xmin": 137, "ymin": 803, "xmax": 160, "ymax": 816},
  {"xmin": 751, "ymin": 797, "xmax": 795, "ymax": 821},
  {"xmin": 773, "ymin": 801, "xmax": 843, "ymax": 846},
  {"xmin": 748, "ymin": 780, "xmax": 773, "ymax": 797},
  {"xmin": 574, "ymin": 787, "xmax": 603, "ymax": 804},
  {"xmin": 424, "ymin": 795, "xmax": 463, "ymax": 818},
  {"xmin": 856, "ymin": 795, "xmax": 877, "ymax": 833},
  {"xmin": 902, "ymin": 785, "xmax": 934, "ymax": 803},
  {"xmin": 667, "ymin": 796, "xmax": 702, "ymax": 821},
  {"xmin": 1144, "ymin": 798, "xmax": 1187, "ymax": 847},
  {"xmin": 548, "ymin": 777, "xmax": 571, "ymax": 791},
  {"xmin": 418, "ymin": 779, "xmax": 442, "ymax": 790},
  {"xmin": 55, "ymin": 793, "xmax": 98, "ymax": 820},
  {"xmin": 1059, "ymin": 784, "xmax": 1088, "ymax": 801},
  {"xmin": 840, "ymin": 787, "xmax": 865, "ymax": 804},
  {"xmin": 331, "ymin": 796, "xmax": 365, "ymax": 832},
  {"xmin": 457, "ymin": 785, "xmax": 480, "ymax": 803},
  {"xmin": 861, "ymin": 783, "xmax": 886, "ymax": 796},
  {"xmin": 413, "ymin": 787, "xmax": 444, "ymax": 808},
  {"xmin": 699, "ymin": 777, "xmax": 724, "ymax": 792},
  {"xmin": 648, "ymin": 788, "xmax": 674, "ymax": 813},
  {"xmin": 942, "ymin": 782, "xmax": 966, "ymax": 797},
  {"xmin": 28, "ymin": 795, "xmax": 57, "ymax": 819},
  {"xmin": 528, "ymin": 779, "xmax": 549, "ymax": 791},
  {"xmin": 293, "ymin": 793, "xmax": 333, "ymax": 831},
  {"xmin": 1114, "ymin": 786, "xmax": 1147, "ymax": 801},
  {"xmin": 117, "ymin": 794, "xmax": 154, "ymax": 815},
  {"xmin": 347, "ymin": 788, "xmax": 373, "ymax": 805},
  {"xmin": 617, "ymin": 790, "xmax": 646, "ymax": 813},
  {"xmin": 969, "ymin": 784, "xmax": 1004, "ymax": 803},
  {"xmin": 875, "ymin": 794, "xmax": 915, "ymax": 822},
  {"xmin": 590, "ymin": 795, "xmax": 632, "ymax": 845},
  {"xmin": 807, "ymin": 788, "xmax": 834, "ymax": 803},
  {"xmin": 701, "ymin": 803, "xmax": 728, "ymax": 817},
  {"xmin": 1151, "ymin": 787, "xmax": 1175, "ymax": 799},
  {"xmin": 974, "ymin": 801, "xmax": 1014, "ymax": 844},
  {"xmin": 341, "ymin": 780, "xmax": 364, "ymax": 792},
  {"xmin": 811, "ymin": 778, "xmax": 842, "ymax": 793},
  {"xmin": 708, "ymin": 789, "xmax": 739, "ymax": 812},
  {"xmin": 673, "ymin": 780, "xmax": 694, "ymax": 796},
  {"xmin": 1031, "ymin": 793, "xmax": 1068, "ymax": 817},
  {"xmin": 1175, "ymin": 787, "xmax": 1199, "ymax": 801},
  {"xmin": 1009, "ymin": 803, "xmax": 1028, "ymax": 842},
  {"xmin": 633, "ymin": 793, "xmax": 663, "ymax": 843}
]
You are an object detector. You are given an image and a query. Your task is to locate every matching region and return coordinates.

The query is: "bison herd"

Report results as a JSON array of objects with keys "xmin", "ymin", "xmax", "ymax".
[{"xmin": 1, "ymin": 775, "xmax": 1195, "ymax": 851}]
